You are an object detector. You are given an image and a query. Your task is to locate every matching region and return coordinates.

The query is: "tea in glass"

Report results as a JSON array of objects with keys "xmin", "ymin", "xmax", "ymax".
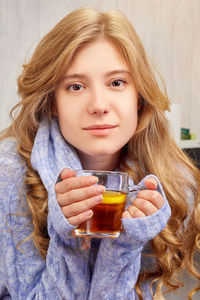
[{"xmin": 74, "ymin": 171, "xmax": 128, "ymax": 238}]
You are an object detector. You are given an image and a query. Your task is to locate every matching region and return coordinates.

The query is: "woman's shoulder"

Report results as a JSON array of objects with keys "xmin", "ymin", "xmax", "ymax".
[
  {"xmin": 0, "ymin": 138, "xmax": 26, "ymax": 209},
  {"xmin": 0, "ymin": 137, "xmax": 26, "ymax": 173}
]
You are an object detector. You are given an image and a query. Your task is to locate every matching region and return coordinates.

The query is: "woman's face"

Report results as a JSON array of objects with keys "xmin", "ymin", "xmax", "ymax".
[{"xmin": 55, "ymin": 39, "xmax": 138, "ymax": 165}]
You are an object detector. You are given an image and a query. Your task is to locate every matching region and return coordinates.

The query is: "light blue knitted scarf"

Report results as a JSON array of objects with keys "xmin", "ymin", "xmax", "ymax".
[
  {"xmin": 31, "ymin": 118, "xmax": 141, "ymax": 192},
  {"xmin": 30, "ymin": 118, "xmax": 171, "ymax": 241}
]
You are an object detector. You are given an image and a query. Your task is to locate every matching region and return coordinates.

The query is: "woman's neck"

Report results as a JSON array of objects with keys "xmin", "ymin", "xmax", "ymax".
[{"xmin": 76, "ymin": 150, "xmax": 121, "ymax": 171}]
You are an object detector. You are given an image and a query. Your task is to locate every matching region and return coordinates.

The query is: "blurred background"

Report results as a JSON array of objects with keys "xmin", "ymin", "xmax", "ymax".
[{"xmin": 0, "ymin": 0, "xmax": 200, "ymax": 298}]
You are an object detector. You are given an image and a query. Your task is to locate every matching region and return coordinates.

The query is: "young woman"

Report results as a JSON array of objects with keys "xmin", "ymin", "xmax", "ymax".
[{"xmin": 0, "ymin": 7, "xmax": 199, "ymax": 300}]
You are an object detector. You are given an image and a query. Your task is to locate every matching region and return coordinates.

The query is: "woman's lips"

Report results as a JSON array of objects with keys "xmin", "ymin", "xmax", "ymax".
[{"xmin": 83, "ymin": 124, "xmax": 118, "ymax": 136}]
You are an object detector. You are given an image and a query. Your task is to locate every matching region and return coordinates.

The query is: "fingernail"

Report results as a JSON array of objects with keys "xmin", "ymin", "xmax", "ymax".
[
  {"xmin": 88, "ymin": 176, "xmax": 98, "ymax": 184},
  {"xmin": 60, "ymin": 168, "xmax": 73, "ymax": 179},
  {"xmin": 94, "ymin": 194, "xmax": 103, "ymax": 203},
  {"xmin": 148, "ymin": 178, "xmax": 157, "ymax": 189},
  {"xmin": 86, "ymin": 210, "xmax": 93, "ymax": 217},
  {"xmin": 149, "ymin": 178, "xmax": 157, "ymax": 184},
  {"xmin": 95, "ymin": 185, "xmax": 105, "ymax": 193}
]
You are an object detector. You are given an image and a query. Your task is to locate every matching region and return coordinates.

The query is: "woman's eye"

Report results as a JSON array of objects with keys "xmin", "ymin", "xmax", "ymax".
[
  {"xmin": 67, "ymin": 84, "xmax": 84, "ymax": 91},
  {"xmin": 111, "ymin": 79, "xmax": 126, "ymax": 87}
]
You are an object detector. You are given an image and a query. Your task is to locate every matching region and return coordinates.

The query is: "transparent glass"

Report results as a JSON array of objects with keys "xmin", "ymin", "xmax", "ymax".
[{"xmin": 74, "ymin": 170, "xmax": 128, "ymax": 239}]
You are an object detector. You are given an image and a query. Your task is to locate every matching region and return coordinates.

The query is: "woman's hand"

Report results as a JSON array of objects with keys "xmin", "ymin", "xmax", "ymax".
[
  {"xmin": 55, "ymin": 168, "xmax": 105, "ymax": 226},
  {"xmin": 122, "ymin": 177, "xmax": 164, "ymax": 218}
]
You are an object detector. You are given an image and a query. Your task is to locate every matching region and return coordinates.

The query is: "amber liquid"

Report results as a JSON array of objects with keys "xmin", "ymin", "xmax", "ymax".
[{"xmin": 75, "ymin": 191, "xmax": 126, "ymax": 238}]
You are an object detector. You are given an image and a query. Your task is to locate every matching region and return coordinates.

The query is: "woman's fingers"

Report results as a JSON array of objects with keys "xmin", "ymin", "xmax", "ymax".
[
  {"xmin": 56, "ymin": 172, "xmax": 98, "ymax": 194},
  {"xmin": 136, "ymin": 190, "xmax": 164, "ymax": 210},
  {"xmin": 122, "ymin": 207, "xmax": 145, "ymax": 218},
  {"xmin": 57, "ymin": 172, "xmax": 164, "ymax": 223},
  {"xmin": 68, "ymin": 209, "xmax": 94, "ymax": 226},
  {"xmin": 61, "ymin": 194, "xmax": 103, "ymax": 218},
  {"xmin": 55, "ymin": 168, "xmax": 106, "ymax": 226},
  {"xmin": 57, "ymin": 183, "xmax": 105, "ymax": 206},
  {"xmin": 125, "ymin": 195, "xmax": 161, "ymax": 219},
  {"xmin": 130, "ymin": 197, "xmax": 158, "ymax": 216},
  {"xmin": 144, "ymin": 177, "xmax": 158, "ymax": 190},
  {"xmin": 123, "ymin": 177, "xmax": 165, "ymax": 218},
  {"xmin": 59, "ymin": 168, "xmax": 76, "ymax": 181}
]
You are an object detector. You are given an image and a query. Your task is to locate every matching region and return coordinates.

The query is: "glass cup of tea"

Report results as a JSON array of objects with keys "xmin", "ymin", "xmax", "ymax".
[{"xmin": 74, "ymin": 170, "xmax": 128, "ymax": 239}]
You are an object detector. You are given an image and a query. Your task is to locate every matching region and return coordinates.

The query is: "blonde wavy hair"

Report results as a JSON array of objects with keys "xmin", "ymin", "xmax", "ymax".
[{"xmin": 1, "ymin": 7, "xmax": 200, "ymax": 299}]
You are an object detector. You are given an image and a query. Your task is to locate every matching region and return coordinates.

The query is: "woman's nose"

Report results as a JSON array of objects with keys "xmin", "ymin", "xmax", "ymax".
[{"xmin": 87, "ymin": 87, "xmax": 110, "ymax": 115}]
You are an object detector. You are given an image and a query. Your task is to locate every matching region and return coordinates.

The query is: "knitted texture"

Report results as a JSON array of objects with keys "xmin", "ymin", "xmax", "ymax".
[{"xmin": 0, "ymin": 119, "xmax": 171, "ymax": 299}]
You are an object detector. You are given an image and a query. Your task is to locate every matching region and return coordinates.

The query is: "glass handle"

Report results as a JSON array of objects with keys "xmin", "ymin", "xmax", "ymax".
[{"xmin": 129, "ymin": 185, "xmax": 144, "ymax": 193}]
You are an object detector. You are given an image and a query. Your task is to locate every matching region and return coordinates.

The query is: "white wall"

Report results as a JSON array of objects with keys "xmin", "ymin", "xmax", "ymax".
[{"xmin": 1, "ymin": 0, "xmax": 200, "ymax": 141}]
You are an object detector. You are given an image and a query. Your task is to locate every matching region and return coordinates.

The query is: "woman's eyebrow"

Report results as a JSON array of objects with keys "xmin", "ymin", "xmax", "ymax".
[
  {"xmin": 61, "ymin": 69, "xmax": 132, "ymax": 82},
  {"xmin": 61, "ymin": 73, "xmax": 88, "ymax": 81},
  {"xmin": 104, "ymin": 70, "xmax": 132, "ymax": 77}
]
